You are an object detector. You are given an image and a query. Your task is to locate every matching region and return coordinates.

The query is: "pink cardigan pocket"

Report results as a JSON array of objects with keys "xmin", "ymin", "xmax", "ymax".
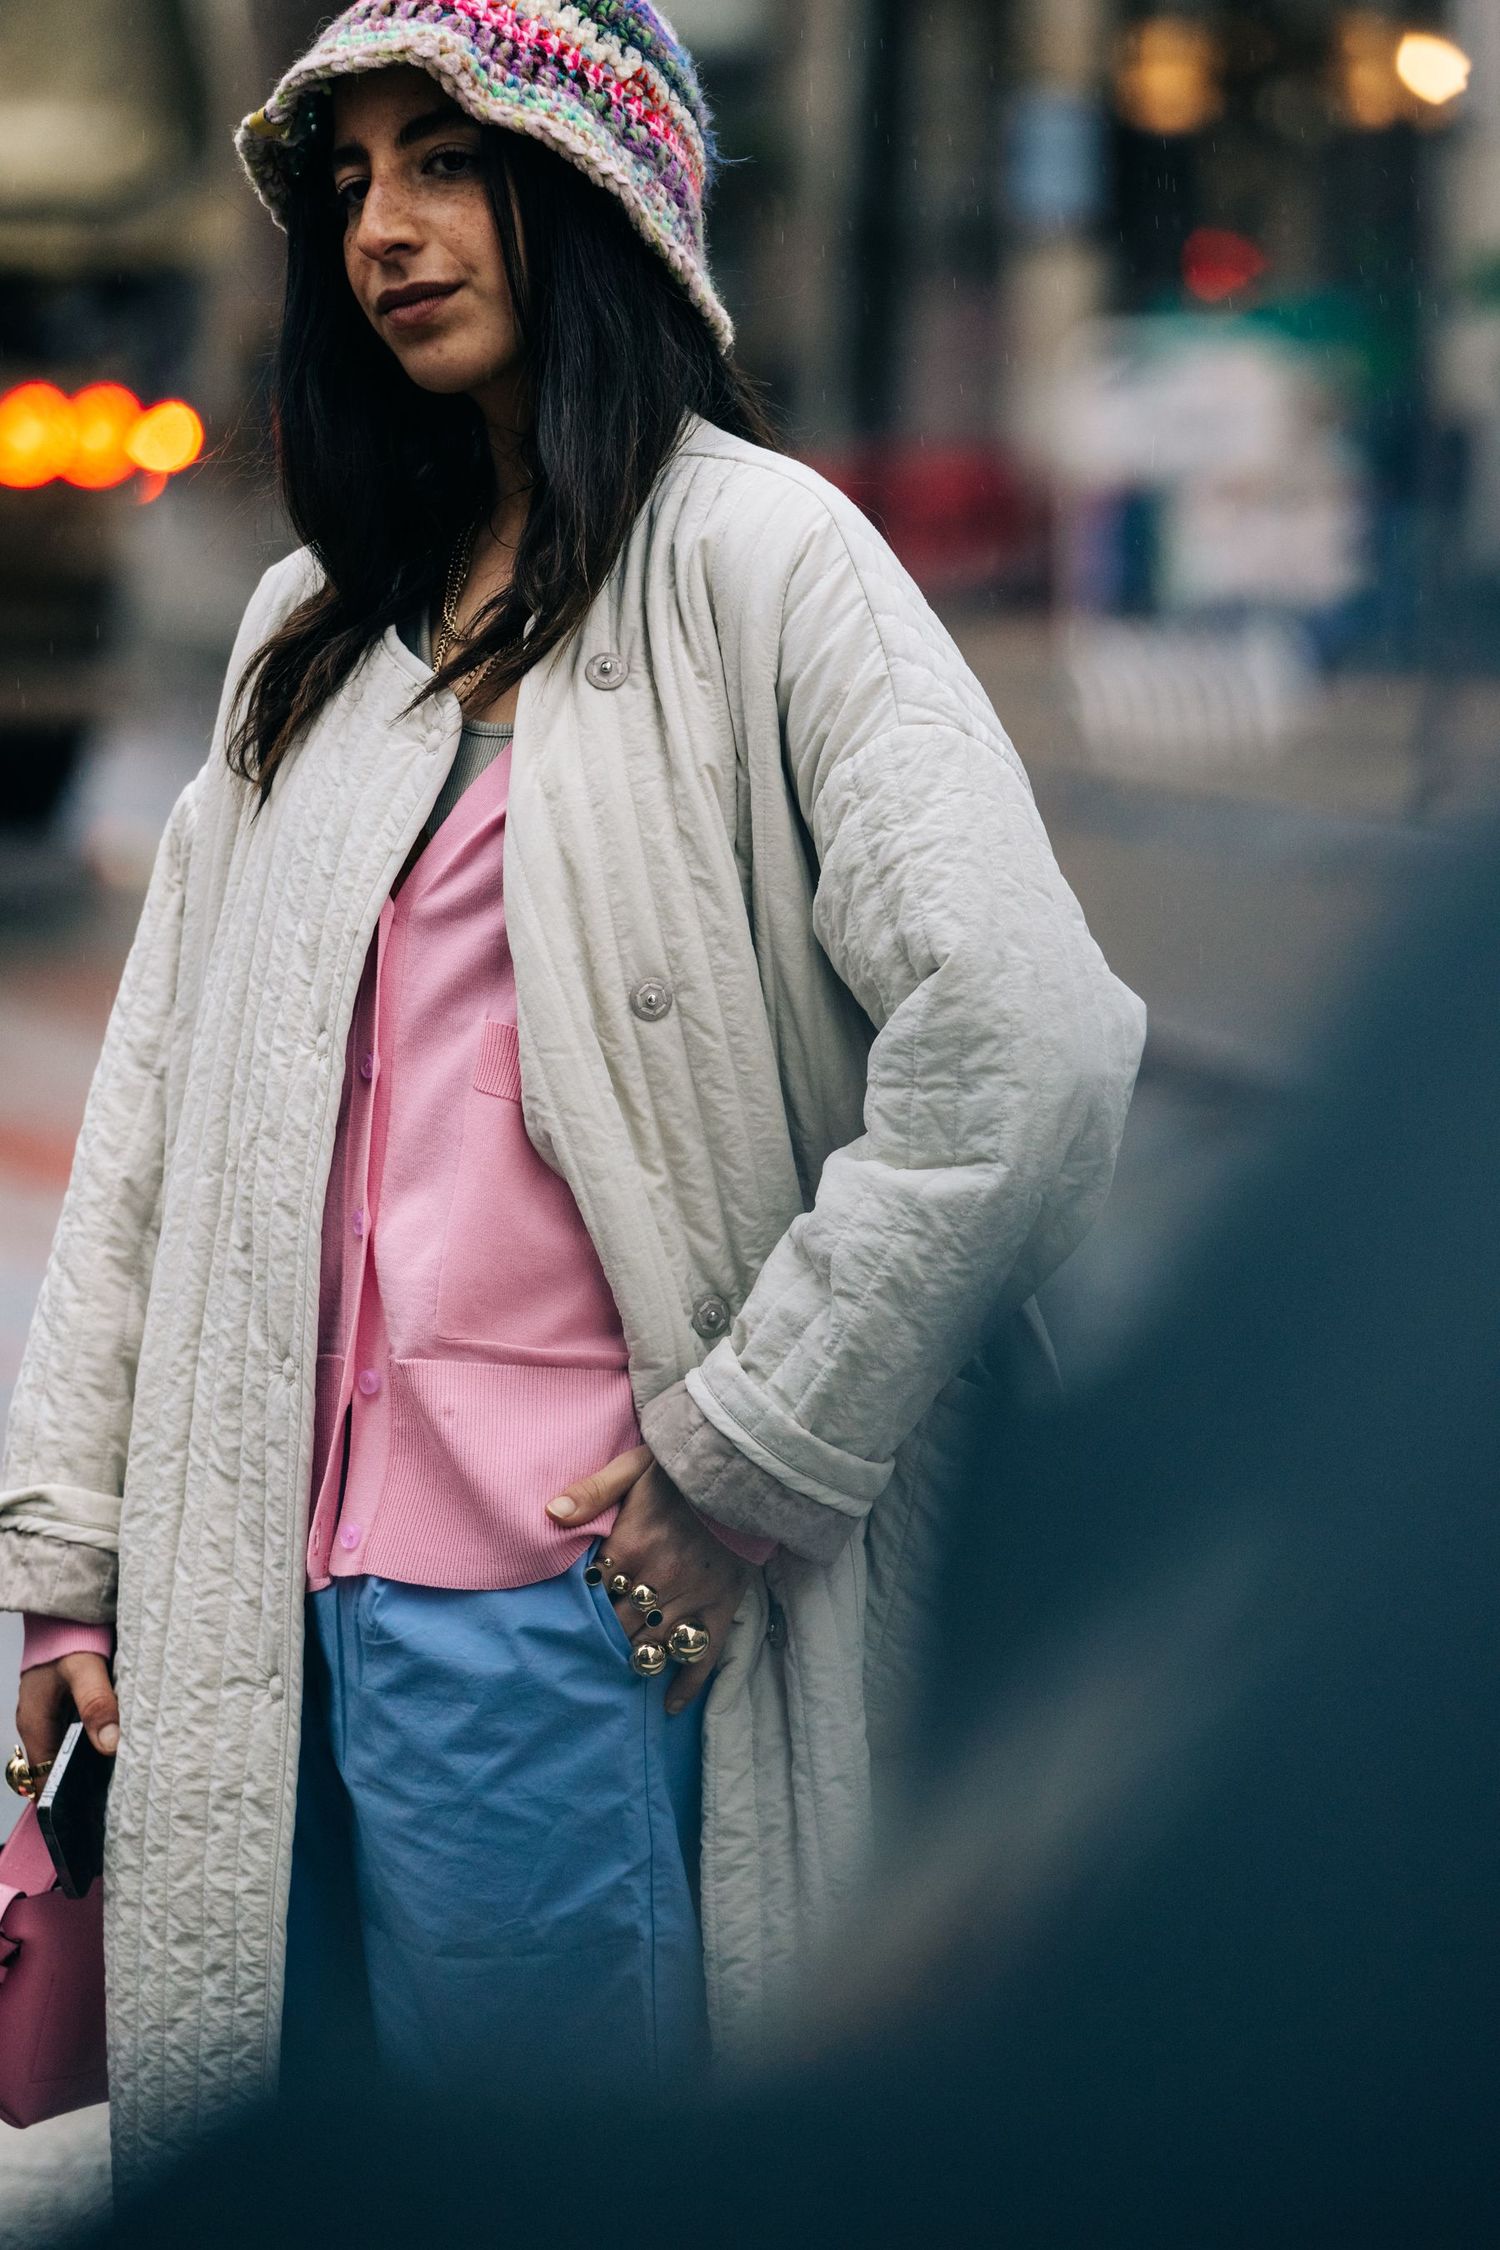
[{"xmin": 436, "ymin": 1019, "xmax": 629, "ymax": 1363}]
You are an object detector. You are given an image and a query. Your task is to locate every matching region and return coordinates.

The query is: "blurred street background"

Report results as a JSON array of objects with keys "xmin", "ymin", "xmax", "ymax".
[{"xmin": 2, "ymin": 0, "xmax": 1498, "ymax": 2220}]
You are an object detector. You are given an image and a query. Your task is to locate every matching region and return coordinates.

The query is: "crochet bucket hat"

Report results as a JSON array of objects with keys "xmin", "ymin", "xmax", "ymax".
[{"xmin": 236, "ymin": 0, "xmax": 733, "ymax": 351}]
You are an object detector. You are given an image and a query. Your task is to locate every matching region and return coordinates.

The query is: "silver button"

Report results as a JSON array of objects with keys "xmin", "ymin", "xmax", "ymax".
[
  {"xmin": 691, "ymin": 1293, "xmax": 730, "ymax": 1340},
  {"xmin": 585, "ymin": 651, "xmax": 629, "ymax": 691},
  {"xmin": 631, "ymin": 978, "xmax": 673, "ymax": 1023}
]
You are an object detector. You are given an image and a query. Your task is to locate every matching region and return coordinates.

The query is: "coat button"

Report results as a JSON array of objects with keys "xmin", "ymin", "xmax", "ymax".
[
  {"xmin": 585, "ymin": 651, "xmax": 629, "ymax": 691},
  {"xmin": 692, "ymin": 1293, "xmax": 730, "ymax": 1340},
  {"xmin": 316, "ymin": 1028, "xmax": 329, "ymax": 1055},
  {"xmin": 766, "ymin": 1603, "xmax": 787, "ymax": 1650},
  {"xmin": 631, "ymin": 978, "xmax": 673, "ymax": 1022},
  {"xmin": 282, "ymin": 1357, "xmax": 295, "ymax": 1382}
]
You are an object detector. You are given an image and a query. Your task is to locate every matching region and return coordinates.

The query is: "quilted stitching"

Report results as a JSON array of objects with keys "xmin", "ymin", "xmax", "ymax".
[{"xmin": 0, "ymin": 419, "xmax": 1143, "ymax": 2178}]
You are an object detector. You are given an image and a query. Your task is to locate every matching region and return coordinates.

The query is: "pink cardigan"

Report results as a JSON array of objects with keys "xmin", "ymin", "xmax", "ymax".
[{"xmin": 23, "ymin": 726, "xmax": 768, "ymax": 1671}]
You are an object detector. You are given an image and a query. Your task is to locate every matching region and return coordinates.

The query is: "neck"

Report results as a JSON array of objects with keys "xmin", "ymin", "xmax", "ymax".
[{"xmin": 472, "ymin": 367, "xmax": 531, "ymax": 531}]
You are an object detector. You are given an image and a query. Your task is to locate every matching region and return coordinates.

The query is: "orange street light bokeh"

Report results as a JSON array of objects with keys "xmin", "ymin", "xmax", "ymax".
[
  {"xmin": 0, "ymin": 383, "xmax": 204, "ymax": 490},
  {"xmin": 1334, "ymin": 16, "xmax": 1474, "ymax": 128},
  {"xmin": 0, "ymin": 382, "xmax": 77, "ymax": 488},
  {"xmin": 125, "ymin": 400, "xmax": 204, "ymax": 477},
  {"xmin": 1395, "ymin": 33, "xmax": 1472, "ymax": 107},
  {"xmin": 65, "ymin": 382, "xmax": 143, "ymax": 489},
  {"xmin": 1113, "ymin": 18, "xmax": 1224, "ymax": 137}
]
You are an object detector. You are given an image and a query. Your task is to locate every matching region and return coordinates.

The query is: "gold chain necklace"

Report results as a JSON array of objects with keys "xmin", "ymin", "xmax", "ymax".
[{"xmin": 432, "ymin": 516, "xmax": 504, "ymax": 699}]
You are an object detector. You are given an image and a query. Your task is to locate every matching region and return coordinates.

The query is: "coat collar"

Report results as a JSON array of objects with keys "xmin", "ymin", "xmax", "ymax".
[{"xmin": 375, "ymin": 616, "xmax": 555, "ymax": 753}]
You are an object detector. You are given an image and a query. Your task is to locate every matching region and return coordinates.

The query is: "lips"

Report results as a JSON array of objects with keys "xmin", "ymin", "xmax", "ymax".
[{"xmin": 375, "ymin": 280, "xmax": 461, "ymax": 318}]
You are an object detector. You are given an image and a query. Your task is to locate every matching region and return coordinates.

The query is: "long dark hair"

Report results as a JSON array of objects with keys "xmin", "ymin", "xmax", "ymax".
[{"xmin": 228, "ymin": 111, "xmax": 779, "ymax": 806}]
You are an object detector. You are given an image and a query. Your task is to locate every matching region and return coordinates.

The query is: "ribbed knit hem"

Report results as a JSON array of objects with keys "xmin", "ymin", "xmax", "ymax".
[{"xmin": 20, "ymin": 1615, "xmax": 116, "ymax": 1673}]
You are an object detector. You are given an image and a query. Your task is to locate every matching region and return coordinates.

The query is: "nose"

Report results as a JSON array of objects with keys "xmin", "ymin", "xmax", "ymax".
[{"xmin": 351, "ymin": 172, "xmax": 422, "ymax": 265}]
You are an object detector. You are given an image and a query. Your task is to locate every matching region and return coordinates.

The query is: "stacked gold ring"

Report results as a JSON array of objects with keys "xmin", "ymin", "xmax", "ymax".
[{"xmin": 586, "ymin": 1561, "xmax": 708, "ymax": 1673}]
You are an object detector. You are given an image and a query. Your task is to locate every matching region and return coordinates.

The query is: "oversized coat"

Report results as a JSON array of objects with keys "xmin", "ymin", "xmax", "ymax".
[{"xmin": 0, "ymin": 417, "xmax": 1146, "ymax": 2182}]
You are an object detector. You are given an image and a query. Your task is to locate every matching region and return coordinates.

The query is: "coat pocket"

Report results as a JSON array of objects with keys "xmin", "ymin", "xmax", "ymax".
[{"xmin": 434, "ymin": 1019, "xmax": 630, "ymax": 1361}]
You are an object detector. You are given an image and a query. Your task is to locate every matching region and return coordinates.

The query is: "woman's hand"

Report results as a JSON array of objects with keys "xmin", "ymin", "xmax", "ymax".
[
  {"xmin": 17, "ymin": 1653, "xmax": 119, "ymax": 1771},
  {"xmin": 548, "ymin": 1447, "xmax": 751, "ymax": 1714}
]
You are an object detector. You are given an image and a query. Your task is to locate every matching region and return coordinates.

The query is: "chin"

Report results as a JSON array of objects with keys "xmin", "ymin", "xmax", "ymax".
[
  {"xmin": 397, "ymin": 335, "xmax": 517, "ymax": 397},
  {"xmin": 394, "ymin": 347, "xmax": 493, "ymax": 395}
]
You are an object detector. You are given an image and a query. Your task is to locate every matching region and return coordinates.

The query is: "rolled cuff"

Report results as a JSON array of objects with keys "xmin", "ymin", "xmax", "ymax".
[
  {"xmin": 641, "ymin": 1380, "xmax": 859, "ymax": 1566},
  {"xmin": 0, "ymin": 1511, "xmax": 119, "ymax": 1627}
]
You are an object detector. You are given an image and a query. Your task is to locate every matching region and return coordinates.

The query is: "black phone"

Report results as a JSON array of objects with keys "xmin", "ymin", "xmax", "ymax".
[{"xmin": 35, "ymin": 1721, "xmax": 111, "ymax": 1899}]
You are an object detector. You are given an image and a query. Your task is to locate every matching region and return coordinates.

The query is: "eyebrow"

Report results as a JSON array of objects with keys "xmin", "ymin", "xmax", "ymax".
[{"xmin": 330, "ymin": 106, "xmax": 476, "ymax": 170}]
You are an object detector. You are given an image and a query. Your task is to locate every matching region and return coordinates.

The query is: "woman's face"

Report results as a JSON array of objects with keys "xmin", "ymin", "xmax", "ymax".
[{"xmin": 330, "ymin": 66, "xmax": 521, "ymax": 397}]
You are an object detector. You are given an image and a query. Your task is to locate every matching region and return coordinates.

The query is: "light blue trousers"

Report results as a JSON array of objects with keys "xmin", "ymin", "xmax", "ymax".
[{"xmin": 280, "ymin": 1543, "xmax": 707, "ymax": 2097}]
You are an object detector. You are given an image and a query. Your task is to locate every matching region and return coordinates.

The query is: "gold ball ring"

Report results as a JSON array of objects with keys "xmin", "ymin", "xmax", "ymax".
[
  {"xmin": 630, "ymin": 1583, "xmax": 665, "ymax": 1627},
  {"xmin": 5, "ymin": 1745, "xmax": 52, "ymax": 1801},
  {"xmin": 666, "ymin": 1621, "xmax": 711, "ymax": 1665},
  {"xmin": 631, "ymin": 1641, "xmax": 668, "ymax": 1678}
]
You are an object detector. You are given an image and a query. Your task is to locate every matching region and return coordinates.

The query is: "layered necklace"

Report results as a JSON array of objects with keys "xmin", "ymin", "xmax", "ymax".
[{"xmin": 432, "ymin": 515, "xmax": 505, "ymax": 702}]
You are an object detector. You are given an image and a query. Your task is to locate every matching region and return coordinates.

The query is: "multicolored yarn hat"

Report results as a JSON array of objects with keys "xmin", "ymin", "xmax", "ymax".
[{"xmin": 236, "ymin": 0, "xmax": 732, "ymax": 350}]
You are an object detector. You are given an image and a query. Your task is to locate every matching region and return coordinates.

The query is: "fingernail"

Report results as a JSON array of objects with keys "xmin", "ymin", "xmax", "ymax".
[
  {"xmin": 546, "ymin": 1496, "xmax": 576, "ymax": 1520},
  {"xmin": 98, "ymin": 1725, "xmax": 120, "ymax": 1754}
]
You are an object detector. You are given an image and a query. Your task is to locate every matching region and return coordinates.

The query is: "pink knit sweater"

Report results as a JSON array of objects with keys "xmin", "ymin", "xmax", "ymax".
[{"xmin": 23, "ymin": 724, "xmax": 769, "ymax": 1672}]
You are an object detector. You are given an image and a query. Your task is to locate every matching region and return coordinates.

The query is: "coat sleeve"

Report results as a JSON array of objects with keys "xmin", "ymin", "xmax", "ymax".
[
  {"xmin": 661, "ymin": 469, "xmax": 1147, "ymax": 1562},
  {"xmin": 0, "ymin": 547, "xmax": 320, "ymax": 1623},
  {"xmin": 0, "ymin": 785, "xmax": 196, "ymax": 1623}
]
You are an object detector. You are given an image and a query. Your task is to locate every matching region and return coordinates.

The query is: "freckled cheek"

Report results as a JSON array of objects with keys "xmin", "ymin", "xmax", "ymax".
[
  {"xmin": 449, "ymin": 228, "xmax": 518, "ymax": 348},
  {"xmin": 452, "ymin": 214, "xmax": 507, "ymax": 302}
]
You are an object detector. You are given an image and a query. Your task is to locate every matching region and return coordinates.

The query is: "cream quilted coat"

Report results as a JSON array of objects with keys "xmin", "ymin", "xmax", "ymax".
[{"xmin": 0, "ymin": 418, "xmax": 1144, "ymax": 2181}]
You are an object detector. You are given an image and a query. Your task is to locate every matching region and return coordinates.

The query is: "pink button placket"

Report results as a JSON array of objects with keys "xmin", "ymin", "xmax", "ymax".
[{"xmin": 308, "ymin": 905, "xmax": 393, "ymax": 1585}]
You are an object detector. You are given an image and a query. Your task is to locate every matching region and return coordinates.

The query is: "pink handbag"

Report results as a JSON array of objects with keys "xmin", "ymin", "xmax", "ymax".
[{"xmin": 0, "ymin": 1804, "xmax": 107, "ymax": 2128}]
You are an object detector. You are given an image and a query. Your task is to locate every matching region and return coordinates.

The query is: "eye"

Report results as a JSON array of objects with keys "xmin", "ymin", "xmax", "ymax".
[{"xmin": 332, "ymin": 142, "xmax": 474, "ymax": 212}]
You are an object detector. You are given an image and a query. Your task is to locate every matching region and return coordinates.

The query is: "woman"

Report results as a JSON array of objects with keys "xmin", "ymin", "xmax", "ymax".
[{"xmin": 1, "ymin": 0, "xmax": 1145, "ymax": 2188}]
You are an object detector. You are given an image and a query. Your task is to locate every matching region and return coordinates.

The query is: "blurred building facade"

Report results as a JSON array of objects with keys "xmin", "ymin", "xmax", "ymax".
[
  {"xmin": 136, "ymin": 0, "xmax": 1500, "ymax": 660},
  {"xmin": 650, "ymin": 0, "xmax": 1500, "ymax": 663}
]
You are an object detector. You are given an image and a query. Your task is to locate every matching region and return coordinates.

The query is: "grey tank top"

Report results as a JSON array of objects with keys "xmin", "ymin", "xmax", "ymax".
[{"xmin": 397, "ymin": 605, "xmax": 513, "ymax": 850}]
